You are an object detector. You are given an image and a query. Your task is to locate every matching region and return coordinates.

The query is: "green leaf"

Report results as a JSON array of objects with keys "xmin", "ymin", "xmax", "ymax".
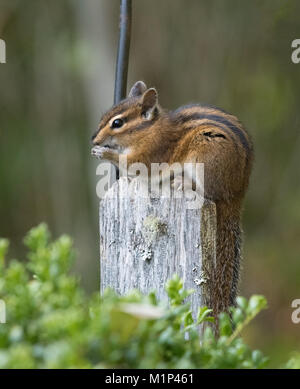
[
  {"xmin": 236, "ymin": 296, "xmax": 248, "ymax": 311},
  {"xmin": 197, "ymin": 307, "xmax": 215, "ymax": 324},
  {"xmin": 24, "ymin": 223, "xmax": 50, "ymax": 251},
  {"xmin": 0, "ymin": 238, "xmax": 9, "ymax": 269},
  {"xmin": 247, "ymin": 295, "xmax": 267, "ymax": 316},
  {"xmin": 219, "ymin": 313, "xmax": 233, "ymax": 337}
]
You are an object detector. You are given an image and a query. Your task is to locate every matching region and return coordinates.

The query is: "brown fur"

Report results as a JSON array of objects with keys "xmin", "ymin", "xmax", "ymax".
[{"xmin": 92, "ymin": 81, "xmax": 253, "ymax": 317}]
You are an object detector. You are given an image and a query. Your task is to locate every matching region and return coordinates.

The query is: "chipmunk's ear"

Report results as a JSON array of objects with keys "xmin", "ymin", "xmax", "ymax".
[
  {"xmin": 128, "ymin": 81, "xmax": 147, "ymax": 98},
  {"xmin": 141, "ymin": 88, "xmax": 158, "ymax": 120}
]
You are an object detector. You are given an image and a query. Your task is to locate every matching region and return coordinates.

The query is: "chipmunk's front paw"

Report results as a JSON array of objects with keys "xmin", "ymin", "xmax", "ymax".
[
  {"xmin": 91, "ymin": 146, "xmax": 113, "ymax": 159},
  {"xmin": 171, "ymin": 176, "xmax": 184, "ymax": 192}
]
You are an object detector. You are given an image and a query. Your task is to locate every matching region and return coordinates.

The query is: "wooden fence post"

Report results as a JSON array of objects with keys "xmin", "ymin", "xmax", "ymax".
[{"xmin": 99, "ymin": 178, "xmax": 217, "ymax": 320}]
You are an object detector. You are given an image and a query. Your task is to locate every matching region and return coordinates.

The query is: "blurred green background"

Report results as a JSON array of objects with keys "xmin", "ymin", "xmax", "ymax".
[{"xmin": 0, "ymin": 0, "xmax": 300, "ymax": 367}]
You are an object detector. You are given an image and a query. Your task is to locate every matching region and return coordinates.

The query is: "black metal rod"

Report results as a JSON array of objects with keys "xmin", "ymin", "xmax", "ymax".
[{"xmin": 114, "ymin": 0, "xmax": 132, "ymax": 104}]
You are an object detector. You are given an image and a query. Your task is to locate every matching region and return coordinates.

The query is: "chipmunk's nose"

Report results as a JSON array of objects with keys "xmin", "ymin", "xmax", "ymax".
[{"xmin": 91, "ymin": 130, "xmax": 99, "ymax": 144}]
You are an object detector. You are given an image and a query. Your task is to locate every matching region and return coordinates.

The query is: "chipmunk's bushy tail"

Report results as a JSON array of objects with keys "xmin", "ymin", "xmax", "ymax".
[{"xmin": 210, "ymin": 200, "xmax": 242, "ymax": 317}]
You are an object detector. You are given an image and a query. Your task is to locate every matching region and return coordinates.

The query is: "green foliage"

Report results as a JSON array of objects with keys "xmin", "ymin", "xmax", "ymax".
[
  {"xmin": 285, "ymin": 353, "xmax": 300, "ymax": 369},
  {"xmin": 0, "ymin": 225, "xmax": 271, "ymax": 369}
]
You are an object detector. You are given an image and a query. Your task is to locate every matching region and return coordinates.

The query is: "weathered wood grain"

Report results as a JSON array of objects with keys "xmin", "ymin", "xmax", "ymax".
[{"xmin": 99, "ymin": 177, "xmax": 216, "ymax": 320}]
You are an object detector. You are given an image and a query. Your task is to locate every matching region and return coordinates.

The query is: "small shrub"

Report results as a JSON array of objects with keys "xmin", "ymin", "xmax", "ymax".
[{"xmin": 0, "ymin": 224, "xmax": 271, "ymax": 368}]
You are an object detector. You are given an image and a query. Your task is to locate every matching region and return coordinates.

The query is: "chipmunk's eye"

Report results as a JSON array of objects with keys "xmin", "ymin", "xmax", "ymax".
[{"xmin": 111, "ymin": 118, "xmax": 124, "ymax": 129}]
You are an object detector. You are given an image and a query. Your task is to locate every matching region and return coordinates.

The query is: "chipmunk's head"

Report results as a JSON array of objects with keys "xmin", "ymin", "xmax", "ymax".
[{"xmin": 91, "ymin": 81, "xmax": 161, "ymax": 157}]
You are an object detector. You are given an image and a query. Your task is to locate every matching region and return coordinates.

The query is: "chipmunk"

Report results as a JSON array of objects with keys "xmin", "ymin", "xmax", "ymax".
[{"xmin": 91, "ymin": 81, "xmax": 253, "ymax": 317}]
